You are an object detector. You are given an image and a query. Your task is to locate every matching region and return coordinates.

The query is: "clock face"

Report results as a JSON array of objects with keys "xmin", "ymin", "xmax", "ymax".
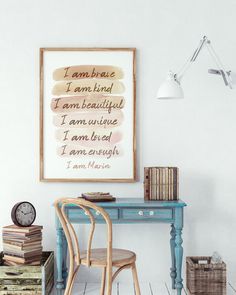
[{"xmin": 14, "ymin": 202, "xmax": 36, "ymax": 227}]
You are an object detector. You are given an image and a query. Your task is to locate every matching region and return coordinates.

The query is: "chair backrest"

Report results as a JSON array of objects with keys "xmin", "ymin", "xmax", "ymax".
[{"xmin": 54, "ymin": 198, "xmax": 113, "ymax": 269}]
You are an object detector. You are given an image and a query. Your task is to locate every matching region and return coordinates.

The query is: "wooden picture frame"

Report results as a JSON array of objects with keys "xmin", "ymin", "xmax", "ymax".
[{"xmin": 40, "ymin": 48, "xmax": 136, "ymax": 182}]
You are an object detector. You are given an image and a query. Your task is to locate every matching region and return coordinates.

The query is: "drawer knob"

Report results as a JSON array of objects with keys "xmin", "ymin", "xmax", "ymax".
[
  {"xmin": 138, "ymin": 211, "xmax": 144, "ymax": 216},
  {"xmin": 96, "ymin": 211, "xmax": 100, "ymax": 216},
  {"xmin": 149, "ymin": 211, "xmax": 154, "ymax": 216}
]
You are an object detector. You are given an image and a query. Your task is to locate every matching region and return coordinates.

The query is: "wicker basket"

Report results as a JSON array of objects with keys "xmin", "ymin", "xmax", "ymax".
[{"xmin": 186, "ymin": 256, "xmax": 226, "ymax": 295}]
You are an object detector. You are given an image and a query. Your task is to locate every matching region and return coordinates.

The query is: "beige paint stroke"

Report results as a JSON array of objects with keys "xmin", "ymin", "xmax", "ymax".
[
  {"xmin": 51, "ymin": 95, "xmax": 125, "ymax": 114},
  {"xmin": 53, "ymin": 65, "xmax": 124, "ymax": 81},
  {"xmin": 52, "ymin": 79, "xmax": 125, "ymax": 96},
  {"xmin": 53, "ymin": 111, "xmax": 124, "ymax": 129},
  {"xmin": 57, "ymin": 144, "xmax": 123, "ymax": 159},
  {"xmin": 55, "ymin": 129, "xmax": 123, "ymax": 147}
]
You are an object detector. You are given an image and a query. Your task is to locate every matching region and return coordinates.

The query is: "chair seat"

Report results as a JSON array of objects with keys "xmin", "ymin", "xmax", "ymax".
[{"xmin": 80, "ymin": 248, "xmax": 136, "ymax": 267}]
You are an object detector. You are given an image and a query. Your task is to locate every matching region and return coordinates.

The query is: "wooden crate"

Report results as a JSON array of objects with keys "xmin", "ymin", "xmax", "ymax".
[
  {"xmin": 0, "ymin": 251, "xmax": 54, "ymax": 295},
  {"xmin": 186, "ymin": 256, "xmax": 226, "ymax": 295}
]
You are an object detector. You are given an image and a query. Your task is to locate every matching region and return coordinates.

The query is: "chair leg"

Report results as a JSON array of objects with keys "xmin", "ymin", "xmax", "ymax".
[
  {"xmin": 68, "ymin": 267, "xmax": 80, "ymax": 295},
  {"xmin": 65, "ymin": 275, "xmax": 73, "ymax": 295},
  {"xmin": 64, "ymin": 261, "xmax": 75, "ymax": 295},
  {"xmin": 100, "ymin": 267, "xmax": 107, "ymax": 295},
  {"xmin": 105, "ymin": 266, "xmax": 113, "ymax": 295},
  {"xmin": 132, "ymin": 263, "xmax": 141, "ymax": 295}
]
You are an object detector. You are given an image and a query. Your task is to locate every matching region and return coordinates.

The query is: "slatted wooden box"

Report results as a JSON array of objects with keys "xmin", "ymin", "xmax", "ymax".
[
  {"xmin": 0, "ymin": 251, "xmax": 54, "ymax": 295},
  {"xmin": 186, "ymin": 256, "xmax": 226, "ymax": 295}
]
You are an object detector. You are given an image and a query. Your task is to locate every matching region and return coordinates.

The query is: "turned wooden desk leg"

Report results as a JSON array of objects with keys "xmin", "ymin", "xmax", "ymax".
[
  {"xmin": 170, "ymin": 224, "xmax": 176, "ymax": 289},
  {"xmin": 174, "ymin": 208, "xmax": 184, "ymax": 295},
  {"xmin": 56, "ymin": 228, "xmax": 64, "ymax": 295},
  {"xmin": 62, "ymin": 230, "xmax": 68, "ymax": 287}
]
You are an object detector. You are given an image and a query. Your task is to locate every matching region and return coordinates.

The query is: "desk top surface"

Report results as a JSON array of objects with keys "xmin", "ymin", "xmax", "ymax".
[{"xmin": 63, "ymin": 198, "xmax": 187, "ymax": 208}]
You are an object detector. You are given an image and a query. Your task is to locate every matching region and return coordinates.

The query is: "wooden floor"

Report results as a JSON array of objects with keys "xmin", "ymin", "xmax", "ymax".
[{"xmin": 53, "ymin": 282, "xmax": 236, "ymax": 294}]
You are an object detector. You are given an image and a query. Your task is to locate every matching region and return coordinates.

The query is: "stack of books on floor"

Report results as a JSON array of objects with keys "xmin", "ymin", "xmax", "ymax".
[
  {"xmin": 81, "ymin": 192, "xmax": 116, "ymax": 202},
  {"xmin": 2, "ymin": 225, "xmax": 43, "ymax": 266},
  {"xmin": 144, "ymin": 167, "xmax": 179, "ymax": 201}
]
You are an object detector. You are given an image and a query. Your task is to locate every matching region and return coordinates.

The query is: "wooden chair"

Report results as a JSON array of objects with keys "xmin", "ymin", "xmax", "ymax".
[{"xmin": 54, "ymin": 198, "xmax": 141, "ymax": 295}]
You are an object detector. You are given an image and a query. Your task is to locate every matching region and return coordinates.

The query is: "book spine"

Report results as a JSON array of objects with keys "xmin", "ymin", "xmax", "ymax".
[
  {"xmin": 173, "ymin": 167, "xmax": 179, "ymax": 200},
  {"xmin": 156, "ymin": 168, "xmax": 160, "ymax": 200},
  {"xmin": 176, "ymin": 167, "xmax": 179, "ymax": 200},
  {"xmin": 168, "ymin": 168, "xmax": 171, "ymax": 200},
  {"xmin": 169, "ymin": 168, "xmax": 172, "ymax": 200},
  {"xmin": 165, "ymin": 167, "xmax": 168, "ymax": 201},
  {"xmin": 172, "ymin": 168, "xmax": 174, "ymax": 201},
  {"xmin": 162, "ymin": 168, "xmax": 165, "ymax": 200},
  {"xmin": 169, "ymin": 168, "xmax": 172, "ymax": 201},
  {"xmin": 159, "ymin": 168, "xmax": 163, "ymax": 200},
  {"xmin": 144, "ymin": 167, "xmax": 150, "ymax": 201},
  {"xmin": 150, "ymin": 168, "xmax": 153, "ymax": 200},
  {"xmin": 151, "ymin": 168, "xmax": 157, "ymax": 200}
]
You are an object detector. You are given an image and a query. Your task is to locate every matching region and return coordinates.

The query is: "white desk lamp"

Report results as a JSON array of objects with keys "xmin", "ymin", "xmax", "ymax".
[{"xmin": 157, "ymin": 36, "xmax": 236, "ymax": 99}]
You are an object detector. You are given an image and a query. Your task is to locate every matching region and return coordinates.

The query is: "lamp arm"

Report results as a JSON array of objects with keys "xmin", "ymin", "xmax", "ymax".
[
  {"xmin": 176, "ymin": 36, "xmax": 209, "ymax": 81},
  {"xmin": 176, "ymin": 36, "xmax": 233, "ymax": 88},
  {"xmin": 205, "ymin": 41, "xmax": 233, "ymax": 88},
  {"xmin": 190, "ymin": 36, "xmax": 209, "ymax": 62}
]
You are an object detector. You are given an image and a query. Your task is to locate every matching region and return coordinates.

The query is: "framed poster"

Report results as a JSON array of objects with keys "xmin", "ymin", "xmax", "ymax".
[{"xmin": 40, "ymin": 48, "xmax": 136, "ymax": 182}]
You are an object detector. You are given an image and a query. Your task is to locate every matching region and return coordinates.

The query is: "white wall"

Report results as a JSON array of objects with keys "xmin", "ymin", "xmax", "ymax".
[{"xmin": 1, "ymin": 0, "xmax": 236, "ymax": 284}]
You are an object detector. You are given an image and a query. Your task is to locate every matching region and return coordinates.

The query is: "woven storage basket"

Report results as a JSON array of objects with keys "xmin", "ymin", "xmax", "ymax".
[{"xmin": 186, "ymin": 256, "xmax": 226, "ymax": 295}]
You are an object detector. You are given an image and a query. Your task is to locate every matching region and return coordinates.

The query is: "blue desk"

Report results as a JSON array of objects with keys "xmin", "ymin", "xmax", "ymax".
[{"xmin": 55, "ymin": 198, "xmax": 187, "ymax": 295}]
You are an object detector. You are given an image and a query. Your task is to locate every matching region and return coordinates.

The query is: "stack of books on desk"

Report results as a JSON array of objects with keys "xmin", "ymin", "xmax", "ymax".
[
  {"xmin": 2, "ymin": 225, "xmax": 43, "ymax": 266},
  {"xmin": 81, "ymin": 192, "xmax": 116, "ymax": 202},
  {"xmin": 144, "ymin": 167, "xmax": 179, "ymax": 201}
]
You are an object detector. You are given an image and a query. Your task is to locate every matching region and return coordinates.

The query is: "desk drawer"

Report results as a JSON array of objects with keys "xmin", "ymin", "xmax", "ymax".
[
  {"xmin": 121, "ymin": 208, "xmax": 173, "ymax": 220},
  {"xmin": 68, "ymin": 208, "xmax": 118, "ymax": 221}
]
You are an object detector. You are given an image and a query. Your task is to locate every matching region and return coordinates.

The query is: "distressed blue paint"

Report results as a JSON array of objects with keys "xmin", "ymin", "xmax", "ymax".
[
  {"xmin": 56, "ymin": 228, "xmax": 64, "ymax": 295},
  {"xmin": 61, "ymin": 198, "xmax": 186, "ymax": 208},
  {"xmin": 174, "ymin": 207, "xmax": 184, "ymax": 295},
  {"xmin": 69, "ymin": 208, "xmax": 119, "ymax": 221},
  {"xmin": 121, "ymin": 208, "xmax": 173, "ymax": 220},
  {"xmin": 170, "ymin": 224, "xmax": 176, "ymax": 289},
  {"xmin": 62, "ymin": 231, "xmax": 68, "ymax": 288},
  {"xmin": 55, "ymin": 198, "xmax": 186, "ymax": 295}
]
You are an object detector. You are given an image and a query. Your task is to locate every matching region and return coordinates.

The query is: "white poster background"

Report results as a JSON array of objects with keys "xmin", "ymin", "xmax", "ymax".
[{"xmin": 42, "ymin": 50, "xmax": 135, "ymax": 180}]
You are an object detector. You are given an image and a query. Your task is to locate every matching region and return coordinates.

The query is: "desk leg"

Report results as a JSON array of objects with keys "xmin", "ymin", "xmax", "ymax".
[
  {"xmin": 56, "ymin": 228, "xmax": 64, "ymax": 295},
  {"xmin": 62, "ymin": 230, "xmax": 68, "ymax": 287},
  {"xmin": 170, "ymin": 224, "xmax": 176, "ymax": 289},
  {"xmin": 174, "ymin": 208, "xmax": 184, "ymax": 295}
]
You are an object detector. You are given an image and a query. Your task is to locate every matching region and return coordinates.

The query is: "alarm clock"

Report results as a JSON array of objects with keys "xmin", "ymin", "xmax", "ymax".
[{"xmin": 11, "ymin": 202, "xmax": 36, "ymax": 227}]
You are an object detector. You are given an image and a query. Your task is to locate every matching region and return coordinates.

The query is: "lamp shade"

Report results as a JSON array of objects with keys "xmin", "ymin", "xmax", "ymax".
[{"xmin": 157, "ymin": 72, "xmax": 184, "ymax": 99}]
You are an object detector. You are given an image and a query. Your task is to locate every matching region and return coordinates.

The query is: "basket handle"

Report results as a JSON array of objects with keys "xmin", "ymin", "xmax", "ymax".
[{"xmin": 5, "ymin": 271, "xmax": 23, "ymax": 276}]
